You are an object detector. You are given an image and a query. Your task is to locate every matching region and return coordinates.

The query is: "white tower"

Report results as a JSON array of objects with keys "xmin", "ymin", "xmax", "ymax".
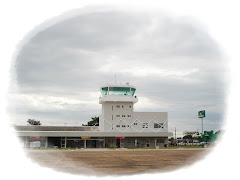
[
  {"xmin": 99, "ymin": 83, "xmax": 168, "ymax": 133},
  {"xmin": 99, "ymin": 83, "xmax": 138, "ymax": 132}
]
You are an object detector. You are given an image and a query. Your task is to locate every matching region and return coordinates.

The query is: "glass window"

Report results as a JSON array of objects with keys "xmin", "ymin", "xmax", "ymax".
[
  {"xmin": 142, "ymin": 123, "xmax": 148, "ymax": 128},
  {"xmin": 116, "ymin": 105, "xmax": 120, "ymax": 108},
  {"xmin": 109, "ymin": 87, "xmax": 131, "ymax": 95},
  {"xmin": 154, "ymin": 123, "xmax": 164, "ymax": 128},
  {"xmin": 122, "ymin": 125, "xmax": 126, "ymax": 127},
  {"xmin": 116, "ymin": 115, "xmax": 120, "ymax": 117},
  {"xmin": 102, "ymin": 87, "xmax": 108, "ymax": 95},
  {"xmin": 122, "ymin": 115, "xmax": 125, "ymax": 117},
  {"xmin": 131, "ymin": 88, "xmax": 136, "ymax": 96},
  {"xmin": 127, "ymin": 115, "xmax": 131, "ymax": 117},
  {"xmin": 156, "ymin": 138, "xmax": 164, "ymax": 143}
]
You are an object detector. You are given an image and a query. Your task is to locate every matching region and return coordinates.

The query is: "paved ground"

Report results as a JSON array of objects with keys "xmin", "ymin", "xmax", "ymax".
[{"xmin": 25, "ymin": 148, "xmax": 210, "ymax": 176}]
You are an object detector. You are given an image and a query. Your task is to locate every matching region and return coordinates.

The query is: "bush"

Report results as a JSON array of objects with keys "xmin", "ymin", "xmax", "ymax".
[{"xmin": 109, "ymin": 144, "xmax": 117, "ymax": 149}]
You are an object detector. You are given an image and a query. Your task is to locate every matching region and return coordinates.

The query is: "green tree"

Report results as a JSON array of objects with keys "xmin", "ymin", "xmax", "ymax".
[
  {"xmin": 183, "ymin": 135, "xmax": 192, "ymax": 139},
  {"xmin": 82, "ymin": 116, "xmax": 99, "ymax": 126},
  {"xmin": 183, "ymin": 131, "xmax": 200, "ymax": 137},
  {"xmin": 27, "ymin": 119, "xmax": 41, "ymax": 125}
]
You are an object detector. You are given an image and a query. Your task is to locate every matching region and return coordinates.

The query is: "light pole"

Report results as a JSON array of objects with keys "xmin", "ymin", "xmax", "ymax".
[{"xmin": 198, "ymin": 110, "xmax": 205, "ymax": 142}]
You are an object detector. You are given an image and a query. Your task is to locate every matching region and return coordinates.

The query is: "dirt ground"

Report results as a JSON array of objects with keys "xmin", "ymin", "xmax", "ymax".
[{"xmin": 25, "ymin": 148, "xmax": 210, "ymax": 176}]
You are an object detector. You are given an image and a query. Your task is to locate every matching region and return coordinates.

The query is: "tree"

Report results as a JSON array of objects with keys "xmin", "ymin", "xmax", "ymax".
[
  {"xmin": 183, "ymin": 131, "xmax": 200, "ymax": 136},
  {"xmin": 82, "ymin": 116, "xmax": 99, "ymax": 126},
  {"xmin": 183, "ymin": 135, "xmax": 192, "ymax": 139},
  {"xmin": 27, "ymin": 119, "xmax": 41, "ymax": 125},
  {"xmin": 183, "ymin": 131, "xmax": 202, "ymax": 142}
]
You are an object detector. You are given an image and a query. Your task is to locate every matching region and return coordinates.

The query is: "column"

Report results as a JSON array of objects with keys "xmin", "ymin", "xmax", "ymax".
[{"xmin": 84, "ymin": 139, "xmax": 86, "ymax": 149}]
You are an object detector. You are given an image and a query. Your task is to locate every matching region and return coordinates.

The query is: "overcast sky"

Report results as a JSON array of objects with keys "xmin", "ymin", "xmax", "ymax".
[{"xmin": 8, "ymin": 7, "xmax": 228, "ymax": 136}]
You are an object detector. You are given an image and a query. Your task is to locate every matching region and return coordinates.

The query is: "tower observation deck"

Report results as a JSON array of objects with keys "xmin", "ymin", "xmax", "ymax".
[{"xmin": 99, "ymin": 84, "xmax": 138, "ymax": 104}]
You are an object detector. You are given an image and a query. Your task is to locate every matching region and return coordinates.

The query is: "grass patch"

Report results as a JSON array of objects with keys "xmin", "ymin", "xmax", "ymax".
[
  {"xmin": 28, "ymin": 148, "xmax": 84, "ymax": 150},
  {"xmin": 127, "ymin": 145, "xmax": 203, "ymax": 149}
]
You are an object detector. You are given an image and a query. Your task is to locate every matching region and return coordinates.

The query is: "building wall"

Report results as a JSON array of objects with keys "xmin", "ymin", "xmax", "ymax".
[
  {"xmin": 100, "ymin": 102, "xmax": 168, "ymax": 133},
  {"xmin": 132, "ymin": 112, "xmax": 168, "ymax": 132},
  {"xmin": 105, "ymin": 137, "xmax": 168, "ymax": 148},
  {"xmin": 101, "ymin": 102, "xmax": 134, "ymax": 132},
  {"xmin": 20, "ymin": 136, "xmax": 48, "ymax": 148}
]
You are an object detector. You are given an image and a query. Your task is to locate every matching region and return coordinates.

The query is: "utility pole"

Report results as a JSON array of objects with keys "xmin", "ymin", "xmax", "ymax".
[{"xmin": 175, "ymin": 127, "xmax": 176, "ymax": 140}]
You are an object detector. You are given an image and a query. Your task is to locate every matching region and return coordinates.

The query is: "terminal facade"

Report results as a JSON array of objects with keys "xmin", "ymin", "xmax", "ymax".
[{"xmin": 16, "ymin": 84, "xmax": 173, "ymax": 148}]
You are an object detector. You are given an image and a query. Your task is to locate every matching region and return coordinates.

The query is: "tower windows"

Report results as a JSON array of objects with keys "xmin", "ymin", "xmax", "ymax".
[
  {"xmin": 116, "ymin": 105, "xmax": 120, "ymax": 108},
  {"xmin": 127, "ymin": 115, "xmax": 131, "ymax": 117},
  {"xmin": 116, "ymin": 115, "xmax": 120, "ymax": 117},
  {"xmin": 122, "ymin": 115, "xmax": 126, "ymax": 117},
  {"xmin": 154, "ymin": 123, "xmax": 164, "ymax": 128},
  {"xmin": 142, "ymin": 123, "xmax": 148, "ymax": 128},
  {"xmin": 134, "ymin": 123, "xmax": 137, "ymax": 125}
]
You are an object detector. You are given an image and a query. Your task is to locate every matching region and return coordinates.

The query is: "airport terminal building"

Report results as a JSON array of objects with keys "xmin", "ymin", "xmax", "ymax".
[{"xmin": 15, "ymin": 84, "xmax": 173, "ymax": 148}]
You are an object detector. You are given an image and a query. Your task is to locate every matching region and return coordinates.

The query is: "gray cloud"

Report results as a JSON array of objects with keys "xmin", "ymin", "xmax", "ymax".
[{"xmin": 9, "ymin": 8, "xmax": 228, "ymax": 135}]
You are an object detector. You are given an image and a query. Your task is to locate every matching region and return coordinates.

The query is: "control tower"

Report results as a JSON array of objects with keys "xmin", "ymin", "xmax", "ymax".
[{"xmin": 99, "ymin": 83, "xmax": 168, "ymax": 133}]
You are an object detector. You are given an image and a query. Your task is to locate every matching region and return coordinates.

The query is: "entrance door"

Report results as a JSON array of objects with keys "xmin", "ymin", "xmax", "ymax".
[
  {"xmin": 116, "ymin": 139, "xmax": 120, "ymax": 148},
  {"xmin": 146, "ymin": 138, "xmax": 150, "ymax": 147},
  {"xmin": 120, "ymin": 139, "xmax": 124, "ymax": 148}
]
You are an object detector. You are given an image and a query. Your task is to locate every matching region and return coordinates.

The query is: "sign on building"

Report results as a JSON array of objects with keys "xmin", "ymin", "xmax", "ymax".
[
  {"xmin": 81, "ymin": 137, "xmax": 90, "ymax": 139},
  {"xmin": 116, "ymin": 137, "xmax": 125, "ymax": 139}
]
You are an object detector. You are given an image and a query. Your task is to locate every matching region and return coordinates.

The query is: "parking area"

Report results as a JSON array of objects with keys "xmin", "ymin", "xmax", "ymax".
[{"xmin": 25, "ymin": 148, "xmax": 210, "ymax": 176}]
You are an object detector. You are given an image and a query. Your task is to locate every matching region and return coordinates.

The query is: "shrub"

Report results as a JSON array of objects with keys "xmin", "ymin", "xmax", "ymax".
[{"xmin": 109, "ymin": 144, "xmax": 117, "ymax": 149}]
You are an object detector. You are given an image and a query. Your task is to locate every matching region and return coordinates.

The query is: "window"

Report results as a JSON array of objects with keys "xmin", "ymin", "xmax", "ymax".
[
  {"xmin": 142, "ymin": 123, "xmax": 148, "ymax": 128},
  {"xmin": 156, "ymin": 138, "xmax": 164, "ymax": 143},
  {"xmin": 134, "ymin": 123, "xmax": 137, "ymax": 125},
  {"xmin": 129, "ymin": 106, "xmax": 132, "ymax": 108},
  {"xmin": 127, "ymin": 125, "xmax": 130, "ymax": 127},
  {"xmin": 101, "ymin": 87, "xmax": 108, "ymax": 95},
  {"xmin": 122, "ymin": 115, "xmax": 126, "ymax": 117},
  {"xmin": 154, "ymin": 123, "xmax": 164, "ymax": 128},
  {"xmin": 128, "ymin": 138, "xmax": 132, "ymax": 143},
  {"xmin": 122, "ymin": 106, "xmax": 124, "ymax": 108},
  {"xmin": 109, "ymin": 87, "xmax": 131, "ymax": 95},
  {"xmin": 122, "ymin": 125, "xmax": 126, "ymax": 127},
  {"xmin": 112, "ymin": 115, "xmax": 113, "ymax": 120},
  {"xmin": 127, "ymin": 115, "xmax": 131, "ymax": 117},
  {"xmin": 116, "ymin": 105, "xmax": 120, "ymax": 108},
  {"xmin": 112, "ymin": 106, "xmax": 113, "ymax": 111},
  {"xmin": 131, "ymin": 88, "xmax": 136, "ymax": 96},
  {"xmin": 116, "ymin": 115, "xmax": 120, "ymax": 117},
  {"xmin": 116, "ymin": 125, "xmax": 120, "ymax": 127}
]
